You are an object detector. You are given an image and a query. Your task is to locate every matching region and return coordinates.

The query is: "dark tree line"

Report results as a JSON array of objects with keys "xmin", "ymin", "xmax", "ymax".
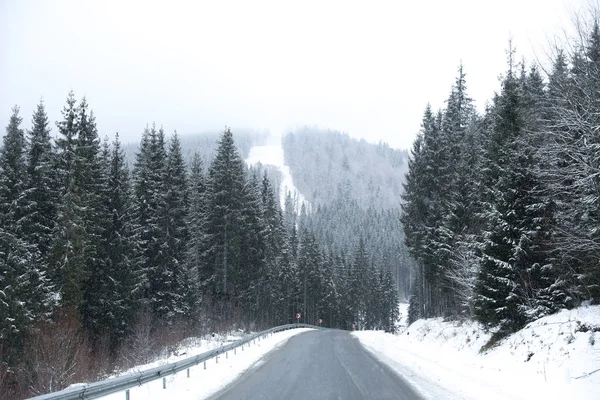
[
  {"xmin": 401, "ymin": 13, "xmax": 600, "ymax": 339},
  {"xmin": 0, "ymin": 95, "xmax": 398, "ymax": 397}
]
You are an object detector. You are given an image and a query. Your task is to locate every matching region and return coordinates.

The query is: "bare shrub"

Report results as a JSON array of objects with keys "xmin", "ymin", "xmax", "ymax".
[
  {"xmin": 118, "ymin": 310, "xmax": 157, "ymax": 369},
  {"xmin": 23, "ymin": 308, "xmax": 92, "ymax": 396}
]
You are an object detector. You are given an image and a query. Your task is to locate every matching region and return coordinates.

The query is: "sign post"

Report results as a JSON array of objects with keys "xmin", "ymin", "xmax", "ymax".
[
  {"xmin": 318, "ymin": 318, "xmax": 322, "ymax": 326},
  {"xmin": 295, "ymin": 313, "xmax": 301, "ymax": 324}
]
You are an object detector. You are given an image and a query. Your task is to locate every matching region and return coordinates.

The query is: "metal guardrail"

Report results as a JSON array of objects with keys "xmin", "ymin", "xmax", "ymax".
[{"xmin": 29, "ymin": 323, "xmax": 318, "ymax": 400}]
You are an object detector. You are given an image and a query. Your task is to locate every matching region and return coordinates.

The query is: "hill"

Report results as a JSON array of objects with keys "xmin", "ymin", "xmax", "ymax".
[{"xmin": 282, "ymin": 126, "xmax": 409, "ymax": 210}]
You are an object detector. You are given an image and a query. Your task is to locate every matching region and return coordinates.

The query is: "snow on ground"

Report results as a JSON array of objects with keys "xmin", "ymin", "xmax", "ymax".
[
  {"xmin": 245, "ymin": 133, "xmax": 310, "ymax": 212},
  {"xmin": 99, "ymin": 328, "xmax": 313, "ymax": 400},
  {"xmin": 354, "ymin": 305, "xmax": 600, "ymax": 400}
]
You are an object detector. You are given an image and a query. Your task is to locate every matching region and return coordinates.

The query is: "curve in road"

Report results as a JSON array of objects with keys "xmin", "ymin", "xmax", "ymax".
[{"xmin": 209, "ymin": 329, "xmax": 423, "ymax": 400}]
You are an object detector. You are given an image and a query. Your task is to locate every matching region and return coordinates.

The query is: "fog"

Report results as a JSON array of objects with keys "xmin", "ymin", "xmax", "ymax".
[{"xmin": 0, "ymin": 0, "xmax": 586, "ymax": 149}]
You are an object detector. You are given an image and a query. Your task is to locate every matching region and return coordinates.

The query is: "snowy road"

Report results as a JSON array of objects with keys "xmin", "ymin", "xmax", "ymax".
[{"xmin": 209, "ymin": 329, "xmax": 422, "ymax": 400}]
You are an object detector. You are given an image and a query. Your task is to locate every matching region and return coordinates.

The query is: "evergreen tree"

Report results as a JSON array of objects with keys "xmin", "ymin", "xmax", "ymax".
[
  {"xmin": 183, "ymin": 153, "xmax": 207, "ymax": 321},
  {"xmin": 21, "ymin": 100, "xmax": 57, "ymax": 263},
  {"xmin": 474, "ymin": 52, "xmax": 556, "ymax": 333},
  {"xmin": 50, "ymin": 92, "xmax": 88, "ymax": 308},
  {"xmin": 0, "ymin": 106, "xmax": 51, "ymax": 363},
  {"xmin": 154, "ymin": 132, "xmax": 189, "ymax": 322},
  {"xmin": 83, "ymin": 135, "xmax": 143, "ymax": 350},
  {"xmin": 132, "ymin": 124, "xmax": 168, "ymax": 321},
  {"xmin": 238, "ymin": 173, "xmax": 266, "ymax": 323},
  {"xmin": 203, "ymin": 129, "xmax": 245, "ymax": 296},
  {"xmin": 0, "ymin": 107, "xmax": 27, "ymax": 233}
]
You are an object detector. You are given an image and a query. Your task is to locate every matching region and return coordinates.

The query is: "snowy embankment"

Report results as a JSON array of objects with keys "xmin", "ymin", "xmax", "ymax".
[
  {"xmin": 354, "ymin": 305, "xmax": 600, "ymax": 400},
  {"xmin": 98, "ymin": 328, "xmax": 313, "ymax": 400}
]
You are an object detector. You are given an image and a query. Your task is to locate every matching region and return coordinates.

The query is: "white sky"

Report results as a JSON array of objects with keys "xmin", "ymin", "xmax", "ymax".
[{"xmin": 0, "ymin": 0, "xmax": 590, "ymax": 150}]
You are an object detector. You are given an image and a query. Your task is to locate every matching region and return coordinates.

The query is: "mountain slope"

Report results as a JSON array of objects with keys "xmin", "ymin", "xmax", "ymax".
[{"xmin": 282, "ymin": 126, "xmax": 409, "ymax": 210}]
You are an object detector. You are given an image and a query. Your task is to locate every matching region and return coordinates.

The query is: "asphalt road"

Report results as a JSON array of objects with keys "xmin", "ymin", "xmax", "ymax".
[{"xmin": 209, "ymin": 329, "xmax": 423, "ymax": 400}]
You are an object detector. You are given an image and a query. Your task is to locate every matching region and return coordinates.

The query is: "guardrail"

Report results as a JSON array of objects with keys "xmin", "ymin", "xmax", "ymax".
[{"xmin": 29, "ymin": 323, "xmax": 318, "ymax": 400}]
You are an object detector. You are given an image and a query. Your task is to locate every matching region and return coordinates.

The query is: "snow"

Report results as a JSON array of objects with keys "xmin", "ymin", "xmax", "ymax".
[
  {"xmin": 354, "ymin": 304, "xmax": 600, "ymax": 400},
  {"xmin": 245, "ymin": 132, "xmax": 310, "ymax": 212},
  {"xmin": 97, "ymin": 328, "xmax": 313, "ymax": 400}
]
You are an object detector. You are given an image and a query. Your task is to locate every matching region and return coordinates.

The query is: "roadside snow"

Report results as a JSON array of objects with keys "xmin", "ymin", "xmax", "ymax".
[
  {"xmin": 354, "ymin": 305, "xmax": 600, "ymax": 400},
  {"xmin": 98, "ymin": 328, "xmax": 313, "ymax": 400}
]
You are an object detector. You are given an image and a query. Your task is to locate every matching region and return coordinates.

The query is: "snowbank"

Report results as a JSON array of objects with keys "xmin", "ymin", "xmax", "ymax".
[
  {"xmin": 354, "ymin": 305, "xmax": 600, "ymax": 400},
  {"xmin": 98, "ymin": 328, "xmax": 313, "ymax": 400}
]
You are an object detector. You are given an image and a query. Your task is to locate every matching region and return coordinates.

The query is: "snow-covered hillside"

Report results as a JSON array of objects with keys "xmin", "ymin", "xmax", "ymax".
[
  {"xmin": 245, "ymin": 134, "xmax": 310, "ymax": 212},
  {"xmin": 355, "ymin": 305, "xmax": 600, "ymax": 400}
]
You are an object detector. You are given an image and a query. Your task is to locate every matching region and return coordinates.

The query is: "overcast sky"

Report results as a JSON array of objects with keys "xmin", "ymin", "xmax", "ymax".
[{"xmin": 0, "ymin": 0, "xmax": 589, "ymax": 150}]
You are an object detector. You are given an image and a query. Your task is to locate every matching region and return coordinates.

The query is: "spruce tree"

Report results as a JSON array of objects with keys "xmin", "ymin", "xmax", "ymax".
[
  {"xmin": 154, "ymin": 132, "xmax": 189, "ymax": 322},
  {"xmin": 132, "ymin": 124, "xmax": 168, "ymax": 321},
  {"xmin": 0, "ymin": 106, "xmax": 51, "ymax": 363},
  {"xmin": 50, "ymin": 92, "xmax": 88, "ymax": 308},
  {"xmin": 203, "ymin": 128, "xmax": 247, "ymax": 303},
  {"xmin": 21, "ymin": 100, "xmax": 57, "ymax": 263},
  {"xmin": 183, "ymin": 153, "xmax": 206, "ymax": 321}
]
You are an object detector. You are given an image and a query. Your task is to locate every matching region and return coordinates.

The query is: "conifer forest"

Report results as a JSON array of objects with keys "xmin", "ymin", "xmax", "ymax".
[
  {"xmin": 1, "ymin": 5, "xmax": 600, "ymax": 400},
  {"xmin": 0, "ymin": 95, "xmax": 399, "ymax": 397}
]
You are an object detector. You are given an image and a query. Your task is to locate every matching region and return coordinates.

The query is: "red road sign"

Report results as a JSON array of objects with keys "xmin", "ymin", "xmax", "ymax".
[
  {"xmin": 318, "ymin": 319, "xmax": 323, "ymax": 324},
  {"xmin": 352, "ymin": 323, "xmax": 356, "ymax": 329},
  {"xmin": 296, "ymin": 313, "xmax": 301, "ymax": 319}
]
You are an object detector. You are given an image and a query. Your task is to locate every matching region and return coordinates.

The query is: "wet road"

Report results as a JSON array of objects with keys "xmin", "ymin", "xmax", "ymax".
[{"xmin": 210, "ymin": 329, "xmax": 423, "ymax": 400}]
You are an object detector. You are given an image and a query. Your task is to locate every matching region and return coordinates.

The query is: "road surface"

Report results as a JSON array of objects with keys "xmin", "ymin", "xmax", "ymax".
[{"xmin": 210, "ymin": 329, "xmax": 423, "ymax": 400}]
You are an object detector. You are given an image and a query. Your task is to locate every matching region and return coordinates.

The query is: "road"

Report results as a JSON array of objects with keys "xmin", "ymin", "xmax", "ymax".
[{"xmin": 209, "ymin": 329, "xmax": 423, "ymax": 400}]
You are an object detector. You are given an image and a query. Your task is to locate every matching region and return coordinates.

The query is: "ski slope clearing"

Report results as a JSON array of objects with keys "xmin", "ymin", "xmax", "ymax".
[
  {"xmin": 354, "ymin": 305, "xmax": 600, "ymax": 400},
  {"xmin": 97, "ymin": 328, "xmax": 313, "ymax": 400},
  {"xmin": 245, "ymin": 142, "xmax": 310, "ymax": 212}
]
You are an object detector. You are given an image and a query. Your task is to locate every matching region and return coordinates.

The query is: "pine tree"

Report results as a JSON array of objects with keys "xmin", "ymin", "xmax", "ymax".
[
  {"xmin": 203, "ymin": 128, "xmax": 247, "ymax": 304},
  {"xmin": 237, "ymin": 172, "xmax": 266, "ymax": 324},
  {"xmin": 0, "ymin": 106, "xmax": 51, "ymax": 363},
  {"xmin": 183, "ymin": 153, "xmax": 206, "ymax": 322},
  {"xmin": 401, "ymin": 106, "xmax": 443, "ymax": 319},
  {"xmin": 50, "ymin": 92, "xmax": 88, "ymax": 308},
  {"xmin": 21, "ymin": 100, "xmax": 57, "ymax": 263},
  {"xmin": 297, "ymin": 230, "xmax": 321, "ymax": 324},
  {"xmin": 0, "ymin": 107, "xmax": 27, "ymax": 233},
  {"xmin": 153, "ymin": 132, "xmax": 189, "ymax": 322},
  {"xmin": 132, "ymin": 124, "xmax": 168, "ymax": 321},
  {"xmin": 83, "ymin": 135, "xmax": 143, "ymax": 350},
  {"xmin": 474, "ymin": 51, "xmax": 556, "ymax": 333}
]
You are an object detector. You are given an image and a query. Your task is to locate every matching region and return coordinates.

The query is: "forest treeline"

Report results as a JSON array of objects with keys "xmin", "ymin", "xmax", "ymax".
[
  {"xmin": 402, "ymin": 14, "xmax": 600, "ymax": 339},
  {"xmin": 281, "ymin": 128, "xmax": 413, "ymax": 300},
  {"xmin": 0, "ymin": 94, "xmax": 398, "ymax": 398}
]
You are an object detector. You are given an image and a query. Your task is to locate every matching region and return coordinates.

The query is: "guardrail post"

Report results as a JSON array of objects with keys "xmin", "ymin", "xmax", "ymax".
[
  {"xmin": 216, "ymin": 355, "xmax": 219, "ymax": 364},
  {"xmin": 162, "ymin": 377, "xmax": 166, "ymax": 389},
  {"xmin": 187, "ymin": 368, "xmax": 190, "ymax": 378},
  {"xmin": 226, "ymin": 351, "xmax": 228, "ymax": 359},
  {"xmin": 126, "ymin": 389, "xmax": 130, "ymax": 400},
  {"xmin": 234, "ymin": 348, "xmax": 236, "ymax": 355},
  {"xmin": 204, "ymin": 360, "xmax": 206, "ymax": 370}
]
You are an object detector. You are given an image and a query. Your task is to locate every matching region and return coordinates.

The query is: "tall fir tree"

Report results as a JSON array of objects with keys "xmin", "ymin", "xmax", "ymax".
[
  {"xmin": 153, "ymin": 132, "xmax": 189, "ymax": 322},
  {"xmin": 21, "ymin": 100, "xmax": 57, "ymax": 263},
  {"xmin": 0, "ymin": 106, "xmax": 51, "ymax": 363},
  {"xmin": 183, "ymin": 153, "xmax": 207, "ymax": 321},
  {"xmin": 203, "ymin": 128, "xmax": 247, "ymax": 304},
  {"xmin": 50, "ymin": 91, "xmax": 88, "ymax": 309}
]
